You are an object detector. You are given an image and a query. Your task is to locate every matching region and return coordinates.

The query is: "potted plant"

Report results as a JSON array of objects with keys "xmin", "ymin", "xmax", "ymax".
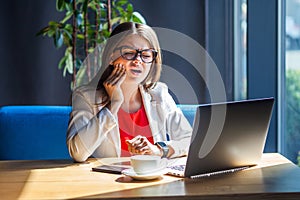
[{"xmin": 37, "ymin": 0, "xmax": 145, "ymax": 89}]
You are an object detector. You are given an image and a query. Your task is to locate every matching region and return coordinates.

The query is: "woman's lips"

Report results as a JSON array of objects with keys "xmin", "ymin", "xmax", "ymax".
[{"xmin": 129, "ymin": 68, "xmax": 142, "ymax": 75}]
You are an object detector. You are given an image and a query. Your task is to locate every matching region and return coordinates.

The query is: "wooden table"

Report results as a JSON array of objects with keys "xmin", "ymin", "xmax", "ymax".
[{"xmin": 0, "ymin": 153, "xmax": 300, "ymax": 200}]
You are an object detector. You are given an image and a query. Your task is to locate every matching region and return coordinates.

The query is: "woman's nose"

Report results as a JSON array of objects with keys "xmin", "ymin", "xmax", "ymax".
[{"xmin": 133, "ymin": 54, "xmax": 143, "ymax": 63}]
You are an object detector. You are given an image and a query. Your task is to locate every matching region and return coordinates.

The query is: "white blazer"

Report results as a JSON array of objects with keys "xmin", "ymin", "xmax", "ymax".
[{"xmin": 67, "ymin": 82, "xmax": 192, "ymax": 162}]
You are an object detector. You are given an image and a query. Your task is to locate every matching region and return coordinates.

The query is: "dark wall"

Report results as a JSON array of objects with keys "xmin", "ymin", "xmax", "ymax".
[
  {"xmin": 130, "ymin": 0, "xmax": 204, "ymax": 43},
  {"xmin": 0, "ymin": 1, "xmax": 72, "ymax": 106},
  {"xmin": 131, "ymin": 0, "xmax": 207, "ymax": 104},
  {"xmin": 0, "ymin": 0, "xmax": 205, "ymax": 106}
]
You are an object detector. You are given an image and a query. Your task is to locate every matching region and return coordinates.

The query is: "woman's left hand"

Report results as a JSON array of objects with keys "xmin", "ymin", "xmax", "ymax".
[{"xmin": 125, "ymin": 135, "xmax": 161, "ymax": 156}]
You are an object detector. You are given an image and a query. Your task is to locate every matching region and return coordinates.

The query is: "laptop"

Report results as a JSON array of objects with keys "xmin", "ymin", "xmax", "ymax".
[{"xmin": 166, "ymin": 97, "xmax": 275, "ymax": 178}]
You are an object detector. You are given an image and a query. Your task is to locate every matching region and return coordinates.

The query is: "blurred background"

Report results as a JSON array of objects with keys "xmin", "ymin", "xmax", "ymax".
[{"xmin": 0, "ymin": 0, "xmax": 299, "ymax": 164}]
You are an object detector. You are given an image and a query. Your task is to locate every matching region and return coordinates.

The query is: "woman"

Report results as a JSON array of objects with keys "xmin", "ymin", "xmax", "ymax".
[{"xmin": 67, "ymin": 22, "xmax": 192, "ymax": 162}]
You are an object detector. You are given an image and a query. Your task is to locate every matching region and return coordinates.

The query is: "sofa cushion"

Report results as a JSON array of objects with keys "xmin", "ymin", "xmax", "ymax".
[{"xmin": 0, "ymin": 106, "xmax": 72, "ymax": 160}]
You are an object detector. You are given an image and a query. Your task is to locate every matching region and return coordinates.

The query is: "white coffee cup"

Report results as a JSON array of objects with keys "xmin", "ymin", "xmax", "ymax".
[{"xmin": 130, "ymin": 155, "xmax": 167, "ymax": 175}]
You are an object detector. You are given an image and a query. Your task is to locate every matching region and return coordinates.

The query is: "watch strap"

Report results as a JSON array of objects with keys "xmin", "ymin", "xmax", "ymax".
[{"xmin": 155, "ymin": 142, "xmax": 169, "ymax": 158}]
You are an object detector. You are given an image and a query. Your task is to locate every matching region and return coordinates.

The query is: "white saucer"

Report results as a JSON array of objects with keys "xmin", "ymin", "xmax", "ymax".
[{"xmin": 121, "ymin": 168, "xmax": 167, "ymax": 180}]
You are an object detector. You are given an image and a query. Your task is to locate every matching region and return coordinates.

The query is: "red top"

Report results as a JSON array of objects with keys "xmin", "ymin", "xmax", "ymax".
[{"xmin": 118, "ymin": 105, "xmax": 154, "ymax": 157}]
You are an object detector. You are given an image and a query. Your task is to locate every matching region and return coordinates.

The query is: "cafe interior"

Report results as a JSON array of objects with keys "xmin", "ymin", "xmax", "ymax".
[{"xmin": 0, "ymin": 0, "xmax": 300, "ymax": 199}]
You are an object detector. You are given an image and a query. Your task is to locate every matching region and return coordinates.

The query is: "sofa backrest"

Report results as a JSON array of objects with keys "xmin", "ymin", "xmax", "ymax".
[
  {"xmin": 0, "ymin": 106, "xmax": 72, "ymax": 160},
  {"xmin": 177, "ymin": 104, "xmax": 198, "ymax": 126},
  {"xmin": 0, "ymin": 105, "xmax": 197, "ymax": 160}
]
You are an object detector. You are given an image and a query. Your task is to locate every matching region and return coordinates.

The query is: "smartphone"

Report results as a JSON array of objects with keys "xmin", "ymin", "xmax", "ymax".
[{"xmin": 92, "ymin": 165, "xmax": 131, "ymax": 174}]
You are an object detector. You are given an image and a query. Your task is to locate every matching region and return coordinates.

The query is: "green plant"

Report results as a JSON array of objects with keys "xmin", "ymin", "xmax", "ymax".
[
  {"xmin": 285, "ymin": 68, "xmax": 300, "ymax": 164},
  {"xmin": 37, "ymin": 0, "xmax": 145, "ymax": 89}
]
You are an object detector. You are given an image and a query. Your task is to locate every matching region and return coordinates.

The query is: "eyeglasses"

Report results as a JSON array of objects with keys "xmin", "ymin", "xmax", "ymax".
[{"xmin": 116, "ymin": 46, "xmax": 158, "ymax": 63}]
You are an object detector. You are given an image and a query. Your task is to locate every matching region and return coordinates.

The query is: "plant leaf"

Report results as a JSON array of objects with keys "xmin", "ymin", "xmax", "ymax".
[
  {"xmin": 63, "ymin": 29, "xmax": 72, "ymax": 40},
  {"xmin": 47, "ymin": 29, "xmax": 56, "ymax": 37},
  {"xmin": 58, "ymin": 55, "xmax": 68, "ymax": 70},
  {"xmin": 64, "ymin": 2, "xmax": 73, "ymax": 11},
  {"xmin": 116, "ymin": 0, "xmax": 128, "ymax": 7},
  {"xmin": 76, "ymin": 12, "xmax": 83, "ymax": 27},
  {"xmin": 77, "ymin": 34, "xmax": 85, "ymax": 40},
  {"xmin": 132, "ymin": 12, "xmax": 146, "ymax": 24},
  {"xmin": 127, "ymin": 3, "xmax": 133, "ymax": 14},
  {"xmin": 49, "ymin": 21, "xmax": 59, "ymax": 27},
  {"xmin": 54, "ymin": 30, "xmax": 64, "ymax": 48},
  {"xmin": 56, "ymin": 0, "xmax": 65, "ymax": 11},
  {"xmin": 64, "ymin": 51, "xmax": 73, "ymax": 76},
  {"xmin": 36, "ymin": 26, "xmax": 50, "ymax": 36},
  {"xmin": 60, "ymin": 11, "xmax": 73, "ymax": 24},
  {"xmin": 82, "ymin": 0, "xmax": 89, "ymax": 13}
]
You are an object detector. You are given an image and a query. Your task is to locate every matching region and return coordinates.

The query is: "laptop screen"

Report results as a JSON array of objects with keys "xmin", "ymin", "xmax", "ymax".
[{"xmin": 184, "ymin": 98, "xmax": 274, "ymax": 177}]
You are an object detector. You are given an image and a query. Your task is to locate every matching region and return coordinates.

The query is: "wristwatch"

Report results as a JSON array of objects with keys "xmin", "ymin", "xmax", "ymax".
[{"xmin": 155, "ymin": 142, "xmax": 169, "ymax": 158}]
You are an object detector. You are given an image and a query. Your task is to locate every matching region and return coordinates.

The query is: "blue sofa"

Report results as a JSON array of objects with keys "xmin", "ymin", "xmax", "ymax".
[{"xmin": 0, "ymin": 105, "xmax": 197, "ymax": 160}]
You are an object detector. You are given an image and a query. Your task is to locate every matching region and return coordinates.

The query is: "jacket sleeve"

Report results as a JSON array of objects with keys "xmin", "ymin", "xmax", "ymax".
[
  {"xmin": 150, "ymin": 83, "xmax": 193, "ymax": 158},
  {"xmin": 164, "ymin": 93, "xmax": 193, "ymax": 158},
  {"xmin": 66, "ymin": 88, "xmax": 117, "ymax": 162}
]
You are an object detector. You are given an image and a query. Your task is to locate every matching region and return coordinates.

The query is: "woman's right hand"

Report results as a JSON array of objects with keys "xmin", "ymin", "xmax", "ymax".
[{"xmin": 103, "ymin": 63, "xmax": 126, "ymax": 115}]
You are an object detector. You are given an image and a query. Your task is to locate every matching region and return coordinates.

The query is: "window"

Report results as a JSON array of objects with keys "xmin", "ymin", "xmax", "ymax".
[
  {"xmin": 234, "ymin": 0, "xmax": 247, "ymax": 100},
  {"xmin": 283, "ymin": 0, "xmax": 300, "ymax": 164},
  {"xmin": 207, "ymin": 0, "xmax": 299, "ymax": 164}
]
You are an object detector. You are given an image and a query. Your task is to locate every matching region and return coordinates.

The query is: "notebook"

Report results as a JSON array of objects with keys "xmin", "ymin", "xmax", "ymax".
[{"xmin": 166, "ymin": 97, "xmax": 275, "ymax": 178}]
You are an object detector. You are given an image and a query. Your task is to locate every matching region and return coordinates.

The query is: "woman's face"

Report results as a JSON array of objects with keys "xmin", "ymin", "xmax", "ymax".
[{"xmin": 112, "ymin": 35, "xmax": 154, "ymax": 85}]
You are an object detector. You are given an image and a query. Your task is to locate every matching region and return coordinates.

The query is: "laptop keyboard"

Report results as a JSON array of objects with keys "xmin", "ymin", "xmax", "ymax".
[{"xmin": 168, "ymin": 164, "xmax": 186, "ymax": 172}]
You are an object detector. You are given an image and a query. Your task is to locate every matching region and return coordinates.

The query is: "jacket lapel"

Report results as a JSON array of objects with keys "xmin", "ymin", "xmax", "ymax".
[{"xmin": 139, "ymin": 85, "xmax": 167, "ymax": 143}]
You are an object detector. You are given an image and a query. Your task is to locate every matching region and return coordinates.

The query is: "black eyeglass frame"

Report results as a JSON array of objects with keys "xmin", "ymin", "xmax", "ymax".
[{"xmin": 115, "ymin": 46, "xmax": 158, "ymax": 63}]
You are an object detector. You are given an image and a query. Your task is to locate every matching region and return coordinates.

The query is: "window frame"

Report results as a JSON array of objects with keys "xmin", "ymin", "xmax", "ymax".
[
  {"xmin": 206, "ymin": 0, "xmax": 281, "ymax": 152},
  {"xmin": 247, "ymin": 0, "xmax": 279, "ymax": 152}
]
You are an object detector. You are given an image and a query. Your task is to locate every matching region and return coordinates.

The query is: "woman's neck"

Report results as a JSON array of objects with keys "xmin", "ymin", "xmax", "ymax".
[{"xmin": 121, "ymin": 83, "xmax": 142, "ymax": 113}]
